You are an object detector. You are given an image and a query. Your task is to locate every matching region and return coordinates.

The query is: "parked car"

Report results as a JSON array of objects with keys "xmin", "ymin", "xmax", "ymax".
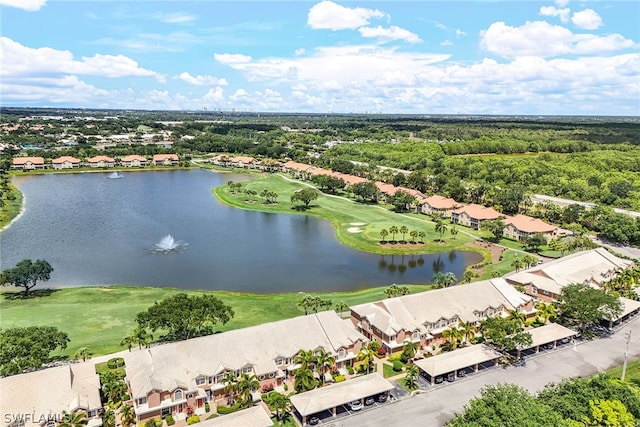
[
  {"xmin": 377, "ymin": 393, "xmax": 388, "ymax": 403},
  {"xmin": 446, "ymin": 372, "xmax": 456, "ymax": 382},
  {"xmin": 457, "ymin": 368, "xmax": 468, "ymax": 377},
  {"xmin": 349, "ymin": 400, "xmax": 363, "ymax": 411},
  {"xmin": 513, "ymin": 357, "xmax": 526, "ymax": 367},
  {"xmin": 434, "ymin": 376, "xmax": 444, "ymax": 384},
  {"xmin": 560, "ymin": 337, "xmax": 570, "ymax": 344},
  {"xmin": 365, "ymin": 396, "xmax": 375, "ymax": 406},
  {"xmin": 308, "ymin": 416, "xmax": 320, "ymax": 425}
]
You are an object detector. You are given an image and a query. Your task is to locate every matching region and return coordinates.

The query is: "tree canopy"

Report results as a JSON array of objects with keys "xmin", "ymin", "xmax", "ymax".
[
  {"xmin": 0, "ymin": 259, "xmax": 53, "ymax": 298},
  {"xmin": 479, "ymin": 316, "xmax": 532, "ymax": 353},
  {"xmin": 0, "ymin": 326, "xmax": 69, "ymax": 376},
  {"xmin": 135, "ymin": 293, "xmax": 234, "ymax": 341},
  {"xmin": 558, "ymin": 283, "xmax": 622, "ymax": 331},
  {"xmin": 290, "ymin": 188, "xmax": 320, "ymax": 207}
]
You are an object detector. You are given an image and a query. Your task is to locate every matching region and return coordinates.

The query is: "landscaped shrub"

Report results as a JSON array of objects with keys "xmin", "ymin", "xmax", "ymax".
[
  {"xmin": 216, "ymin": 404, "xmax": 241, "ymax": 415},
  {"xmin": 377, "ymin": 347, "xmax": 387, "ymax": 357},
  {"xmin": 388, "ymin": 354, "xmax": 402, "ymax": 362},
  {"xmin": 154, "ymin": 419, "xmax": 162, "ymax": 427},
  {"xmin": 283, "ymin": 383, "xmax": 288, "ymax": 391},
  {"xmin": 204, "ymin": 403, "xmax": 210, "ymax": 412},
  {"xmin": 144, "ymin": 420, "xmax": 156, "ymax": 427},
  {"xmin": 334, "ymin": 374, "xmax": 346, "ymax": 382},
  {"xmin": 346, "ymin": 365, "xmax": 354, "ymax": 375},
  {"xmin": 186, "ymin": 415, "xmax": 200, "ymax": 425},
  {"xmin": 165, "ymin": 415, "xmax": 175, "ymax": 426},
  {"xmin": 107, "ymin": 357, "xmax": 125, "ymax": 369},
  {"xmin": 392, "ymin": 361, "xmax": 403, "ymax": 372}
]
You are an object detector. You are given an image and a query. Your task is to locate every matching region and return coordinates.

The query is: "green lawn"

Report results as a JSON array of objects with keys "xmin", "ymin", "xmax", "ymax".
[
  {"xmin": 0, "ymin": 180, "xmax": 23, "ymax": 230},
  {"xmin": 382, "ymin": 363, "xmax": 403, "ymax": 378},
  {"xmin": 0, "ymin": 284, "xmax": 432, "ymax": 358},
  {"xmin": 215, "ymin": 173, "xmax": 481, "ymax": 256},
  {"xmin": 606, "ymin": 358, "xmax": 640, "ymax": 382}
]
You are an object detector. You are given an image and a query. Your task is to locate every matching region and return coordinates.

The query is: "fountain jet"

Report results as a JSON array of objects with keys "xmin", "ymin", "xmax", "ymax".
[{"xmin": 150, "ymin": 234, "xmax": 188, "ymax": 254}]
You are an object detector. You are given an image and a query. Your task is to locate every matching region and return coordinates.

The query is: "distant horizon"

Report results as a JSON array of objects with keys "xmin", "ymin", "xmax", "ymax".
[{"xmin": 1, "ymin": 1, "xmax": 638, "ymax": 116}]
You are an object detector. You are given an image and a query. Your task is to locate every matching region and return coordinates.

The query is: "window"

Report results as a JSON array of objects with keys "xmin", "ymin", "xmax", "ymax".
[
  {"xmin": 138, "ymin": 397, "xmax": 147, "ymax": 405},
  {"xmin": 275, "ymin": 358, "xmax": 284, "ymax": 366},
  {"xmin": 208, "ymin": 376, "xmax": 213, "ymax": 384},
  {"xmin": 87, "ymin": 410, "xmax": 96, "ymax": 418},
  {"xmin": 196, "ymin": 377, "xmax": 206, "ymax": 386},
  {"xmin": 531, "ymin": 286, "xmax": 538, "ymax": 295},
  {"xmin": 175, "ymin": 389, "xmax": 183, "ymax": 400},
  {"xmin": 338, "ymin": 348, "xmax": 346, "ymax": 358},
  {"xmin": 412, "ymin": 331, "xmax": 419, "ymax": 340},
  {"xmin": 242, "ymin": 366, "xmax": 252, "ymax": 373},
  {"xmin": 215, "ymin": 374, "xmax": 224, "ymax": 383}
]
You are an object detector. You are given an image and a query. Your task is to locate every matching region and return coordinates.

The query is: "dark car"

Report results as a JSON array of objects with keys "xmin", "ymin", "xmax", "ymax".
[
  {"xmin": 377, "ymin": 393, "xmax": 388, "ymax": 403},
  {"xmin": 446, "ymin": 372, "xmax": 456, "ymax": 382},
  {"xmin": 365, "ymin": 396, "xmax": 375, "ymax": 406},
  {"xmin": 434, "ymin": 376, "xmax": 444, "ymax": 384},
  {"xmin": 308, "ymin": 416, "xmax": 320, "ymax": 425},
  {"xmin": 457, "ymin": 368, "xmax": 467, "ymax": 377}
]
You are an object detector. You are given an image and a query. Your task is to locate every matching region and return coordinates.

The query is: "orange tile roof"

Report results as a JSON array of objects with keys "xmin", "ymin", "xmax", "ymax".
[
  {"xmin": 454, "ymin": 203, "xmax": 503, "ymax": 220},
  {"xmin": 421, "ymin": 195, "xmax": 460, "ymax": 209},
  {"xmin": 282, "ymin": 160, "xmax": 311, "ymax": 171},
  {"xmin": 88, "ymin": 155, "xmax": 115, "ymax": 162},
  {"xmin": 12, "ymin": 156, "xmax": 45, "ymax": 165},
  {"xmin": 121, "ymin": 155, "xmax": 147, "ymax": 161},
  {"xmin": 52, "ymin": 156, "xmax": 81, "ymax": 163},
  {"xmin": 504, "ymin": 214, "xmax": 557, "ymax": 233},
  {"xmin": 153, "ymin": 154, "xmax": 179, "ymax": 161},
  {"xmin": 375, "ymin": 182, "xmax": 399, "ymax": 196},
  {"xmin": 230, "ymin": 156, "xmax": 256, "ymax": 163}
]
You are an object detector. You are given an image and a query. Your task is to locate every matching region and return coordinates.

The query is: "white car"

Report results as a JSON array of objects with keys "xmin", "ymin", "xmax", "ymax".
[{"xmin": 349, "ymin": 400, "xmax": 363, "ymax": 411}]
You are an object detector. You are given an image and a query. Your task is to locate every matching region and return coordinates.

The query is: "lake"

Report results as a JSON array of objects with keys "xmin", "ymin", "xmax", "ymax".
[{"xmin": 1, "ymin": 170, "xmax": 482, "ymax": 292}]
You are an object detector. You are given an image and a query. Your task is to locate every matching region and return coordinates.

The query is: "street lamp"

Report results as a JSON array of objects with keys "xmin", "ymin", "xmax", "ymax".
[{"xmin": 621, "ymin": 330, "xmax": 632, "ymax": 381}]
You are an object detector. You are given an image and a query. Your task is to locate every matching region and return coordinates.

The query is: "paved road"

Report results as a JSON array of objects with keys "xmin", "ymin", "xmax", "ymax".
[{"xmin": 331, "ymin": 318, "xmax": 640, "ymax": 427}]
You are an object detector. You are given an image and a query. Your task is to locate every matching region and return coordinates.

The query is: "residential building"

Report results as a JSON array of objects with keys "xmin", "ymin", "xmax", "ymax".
[
  {"xmin": 228, "ymin": 156, "xmax": 256, "ymax": 168},
  {"xmin": 11, "ymin": 156, "xmax": 46, "ymax": 170},
  {"xmin": 87, "ymin": 156, "xmax": 115, "ymax": 168},
  {"xmin": 451, "ymin": 204, "xmax": 504, "ymax": 230},
  {"xmin": 121, "ymin": 155, "xmax": 148, "ymax": 167},
  {"xmin": 124, "ymin": 311, "xmax": 367, "ymax": 423},
  {"xmin": 505, "ymin": 248, "xmax": 634, "ymax": 302},
  {"xmin": 152, "ymin": 154, "xmax": 179, "ymax": 166},
  {"xmin": 350, "ymin": 278, "xmax": 534, "ymax": 354},
  {"xmin": 0, "ymin": 363, "xmax": 103, "ymax": 427},
  {"xmin": 51, "ymin": 156, "xmax": 81, "ymax": 169},
  {"xmin": 502, "ymin": 214, "xmax": 568, "ymax": 242},
  {"xmin": 418, "ymin": 195, "xmax": 460, "ymax": 218}
]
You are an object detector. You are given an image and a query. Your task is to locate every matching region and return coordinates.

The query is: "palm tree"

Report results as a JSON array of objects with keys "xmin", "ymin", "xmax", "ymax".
[
  {"xmin": 102, "ymin": 409, "xmax": 115, "ymax": 427},
  {"xmin": 119, "ymin": 405, "xmax": 136, "ymax": 427},
  {"xmin": 402, "ymin": 339, "xmax": 419, "ymax": 360},
  {"xmin": 511, "ymin": 257, "xmax": 525, "ymax": 272},
  {"xmin": 266, "ymin": 391, "xmax": 291, "ymax": 421},
  {"xmin": 459, "ymin": 322, "xmax": 477, "ymax": 346},
  {"xmin": 431, "ymin": 272, "xmax": 446, "ymax": 288},
  {"xmin": 418, "ymin": 231, "xmax": 426, "ymax": 243},
  {"xmin": 399, "ymin": 225, "xmax": 408, "ymax": 242},
  {"xmin": 507, "ymin": 309, "xmax": 526, "ymax": 328},
  {"xmin": 389, "ymin": 225, "xmax": 399, "ymax": 242},
  {"xmin": 121, "ymin": 326, "xmax": 152, "ymax": 351},
  {"xmin": 73, "ymin": 347, "xmax": 92, "ymax": 362},
  {"xmin": 355, "ymin": 347, "xmax": 373, "ymax": 374},
  {"xmin": 404, "ymin": 363, "xmax": 419, "ymax": 390},
  {"xmin": 442, "ymin": 272, "xmax": 457, "ymax": 287},
  {"xmin": 522, "ymin": 254, "xmax": 538, "ymax": 268},
  {"xmin": 222, "ymin": 371, "xmax": 239, "ymax": 405},
  {"xmin": 59, "ymin": 411, "xmax": 87, "ymax": 427},
  {"xmin": 237, "ymin": 373, "xmax": 260, "ymax": 407},
  {"xmin": 315, "ymin": 348, "xmax": 335, "ymax": 385},
  {"xmin": 260, "ymin": 189, "xmax": 269, "ymax": 203},
  {"xmin": 535, "ymin": 301, "xmax": 557, "ymax": 323},
  {"xmin": 441, "ymin": 327, "xmax": 463, "ymax": 349},
  {"xmin": 334, "ymin": 301, "xmax": 349, "ymax": 318},
  {"xmin": 462, "ymin": 270, "xmax": 478, "ymax": 283},
  {"xmin": 435, "ymin": 219, "xmax": 448, "ymax": 242},
  {"xmin": 294, "ymin": 349, "xmax": 317, "ymax": 372},
  {"xmin": 293, "ymin": 367, "xmax": 316, "ymax": 393},
  {"xmin": 120, "ymin": 336, "xmax": 134, "ymax": 352},
  {"xmin": 409, "ymin": 230, "xmax": 418, "ymax": 243},
  {"xmin": 379, "ymin": 228, "xmax": 389, "ymax": 242},
  {"xmin": 450, "ymin": 225, "xmax": 459, "ymax": 240}
]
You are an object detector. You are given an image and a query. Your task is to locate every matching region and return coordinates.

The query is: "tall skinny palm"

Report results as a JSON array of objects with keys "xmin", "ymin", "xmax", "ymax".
[
  {"xmin": 222, "ymin": 372, "xmax": 239, "ymax": 405},
  {"xmin": 409, "ymin": 230, "xmax": 418, "ymax": 243},
  {"xmin": 399, "ymin": 225, "xmax": 408, "ymax": 242},
  {"xmin": 315, "ymin": 348, "xmax": 335, "ymax": 385},
  {"xmin": 459, "ymin": 322, "xmax": 477, "ymax": 346},
  {"xmin": 237, "ymin": 373, "xmax": 259, "ymax": 407},
  {"xmin": 404, "ymin": 364, "xmax": 419, "ymax": 390},
  {"xmin": 450, "ymin": 225, "xmax": 459, "ymax": 240},
  {"xmin": 356, "ymin": 347, "xmax": 373, "ymax": 374},
  {"xmin": 389, "ymin": 226, "xmax": 399, "ymax": 242},
  {"xmin": 294, "ymin": 349, "xmax": 317, "ymax": 372},
  {"xmin": 507, "ymin": 309, "xmax": 527, "ymax": 328},
  {"xmin": 441, "ymin": 327, "xmax": 463, "ymax": 349},
  {"xmin": 418, "ymin": 231, "xmax": 426, "ymax": 243},
  {"xmin": 119, "ymin": 405, "xmax": 136, "ymax": 427},
  {"xmin": 435, "ymin": 219, "xmax": 448, "ymax": 242}
]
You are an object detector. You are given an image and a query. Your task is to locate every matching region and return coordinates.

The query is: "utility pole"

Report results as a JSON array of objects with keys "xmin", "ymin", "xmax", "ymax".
[{"xmin": 621, "ymin": 330, "xmax": 632, "ymax": 381}]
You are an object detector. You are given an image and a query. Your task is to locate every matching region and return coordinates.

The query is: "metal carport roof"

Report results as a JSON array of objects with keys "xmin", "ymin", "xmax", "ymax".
[
  {"xmin": 414, "ymin": 344, "xmax": 502, "ymax": 378},
  {"xmin": 290, "ymin": 373, "xmax": 394, "ymax": 417}
]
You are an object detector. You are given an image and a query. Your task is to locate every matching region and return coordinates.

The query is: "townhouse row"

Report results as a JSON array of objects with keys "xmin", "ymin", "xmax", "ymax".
[
  {"xmin": 11, "ymin": 154, "xmax": 180, "ymax": 170},
  {"xmin": 1, "ymin": 249, "xmax": 636, "ymax": 427}
]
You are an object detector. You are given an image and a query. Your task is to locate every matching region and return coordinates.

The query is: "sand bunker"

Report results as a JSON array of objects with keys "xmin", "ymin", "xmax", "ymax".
[
  {"xmin": 350, "ymin": 222, "xmax": 366, "ymax": 226},
  {"xmin": 347, "ymin": 227, "xmax": 363, "ymax": 233}
]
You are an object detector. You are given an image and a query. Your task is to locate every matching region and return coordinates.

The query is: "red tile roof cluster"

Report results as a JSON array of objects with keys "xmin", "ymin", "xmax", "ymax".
[
  {"xmin": 88, "ymin": 155, "xmax": 115, "ymax": 162},
  {"xmin": 504, "ymin": 214, "xmax": 557, "ymax": 233},
  {"xmin": 152, "ymin": 154, "xmax": 179, "ymax": 161},
  {"xmin": 420, "ymin": 195, "xmax": 460, "ymax": 210},
  {"xmin": 12, "ymin": 156, "xmax": 45, "ymax": 165},
  {"xmin": 454, "ymin": 203, "xmax": 503, "ymax": 220},
  {"xmin": 52, "ymin": 156, "xmax": 80, "ymax": 164}
]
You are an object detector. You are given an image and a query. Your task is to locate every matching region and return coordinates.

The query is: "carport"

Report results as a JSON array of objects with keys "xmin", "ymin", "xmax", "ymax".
[
  {"xmin": 414, "ymin": 344, "xmax": 502, "ymax": 385},
  {"xmin": 290, "ymin": 373, "xmax": 394, "ymax": 425},
  {"xmin": 515, "ymin": 323, "xmax": 578, "ymax": 357},
  {"xmin": 604, "ymin": 297, "xmax": 640, "ymax": 329}
]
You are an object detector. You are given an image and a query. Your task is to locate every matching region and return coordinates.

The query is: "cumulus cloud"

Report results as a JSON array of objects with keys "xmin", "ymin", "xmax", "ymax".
[
  {"xmin": 0, "ymin": 0, "xmax": 46, "ymax": 11},
  {"xmin": 480, "ymin": 21, "xmax": 636, "ymax": 58},
  {"xmin": 0, "ymin": 37, "xmax": 165, "ymax": 82},
  {"xmin": 358, "ymin": 26, "xmax": 421, "ymax": 43},
  {"xmin": 152, "ymin": 12, "xmax": 196, "ymax": 24},
  {"xmin": 539, "ymin": 6, "xmax": 570, "ymax": 23},
  {"xmin": 307, "ymin": 0, "xmax": 385, "ymax": 30},
  {"xmin": 441, "ymin": 40, "xmax": 453, "ymax": 46},
  {"xmin": 178, "ymin": 72, "xmax": 228, "ymax": 86},
  {"xmin": 202, "ymin": 87, "xmax": 225, "ymax": 102},
  {"xmin": 455, "ymin": 29, "xmax": 467, "ymax": 37},
  {"xmin": 214, "ymin": 53, "xmax": 252, "ymax": 64},
  {"xmin": 572, "ymin": 9, "xmax": 602, "ymax": 30}
]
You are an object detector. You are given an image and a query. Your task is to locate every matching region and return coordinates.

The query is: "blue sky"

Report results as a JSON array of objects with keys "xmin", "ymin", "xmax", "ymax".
[{"xmin": 1, "ymin": 0, "xmax": 638, "ymax": 115}]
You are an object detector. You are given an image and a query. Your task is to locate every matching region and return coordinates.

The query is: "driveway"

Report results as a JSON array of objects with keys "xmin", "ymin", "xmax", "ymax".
[{"xmin": 337, "ymin": 317, "xmax": 640, "ymax": 427}]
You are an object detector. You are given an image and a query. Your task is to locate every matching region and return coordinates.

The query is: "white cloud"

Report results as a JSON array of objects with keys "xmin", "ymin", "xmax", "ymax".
[
  {"xmin": 539, "ymin": 6, "xmax": 570, "ymax": 23},
  {"xmin": 214, "ymin": 53, "xmax": 253, "ymax": 65},
  {"xmin": 441, "ymin": 40, "xmax": 453, "ymax": 46},
  {"xmin": 455, "ymin": 29, "xmax": 467, "ymax": 37},
  {"xmin": 94, "ymin": 32, "xmax": 201, "ymax": 53},
  {"xmin": 307, "ymin": 0, "xmax": 385, "ymax": 30},
  {"xmin": 480, "ymin": 21, "xmax": 636, "ymax": 58},
  {"xmin": 178, "ymin": 72, "xmax": 228, "ymax": 86},
  {"xmin": 229, "ymin": 89, "xmax": 249, "ymax": 101},
  {"xmin": 202, "ymin": 87, "xmax": 225, "ymax": 102},
  {"xmin": 0, "ymin": 37, "xmax": 165, "ymax": 82},
  {"xmin": 555, "ymin": 0, "xmax": 570, "ymax": 7},
  {"xmin": 152, "ymin": 12, "xmax": 196, "ymax": 24},
  {"xmin": 0, "ymin": 0, "xmax": 46, "ymax": 11},
  {"xmin": 358, "ymin": 26, "xmax": 421, "ymax": 43},
  {"xmin": 295, "ymin": 48, "xmax": 305, "ymax": 56},
  {"xmin": 572, "ymin": 9, "xmax": 602, "ymax": 30}
]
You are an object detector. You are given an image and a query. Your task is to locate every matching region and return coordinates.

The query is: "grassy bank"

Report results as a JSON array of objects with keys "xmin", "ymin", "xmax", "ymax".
[
  {"xmin": 607, "ymin": 358, "xmax": 640, "ymax": 383},
  {"xmin": 214, "ymin": 173, "xmax": 479, "ymax": 256},
  {"xmin": 0, "ymin": 284, "xmax": 432, "ymax": 358},
  {"xmin": 0, "ymin": 179, "xmax": 23, "ymax": 230}
]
